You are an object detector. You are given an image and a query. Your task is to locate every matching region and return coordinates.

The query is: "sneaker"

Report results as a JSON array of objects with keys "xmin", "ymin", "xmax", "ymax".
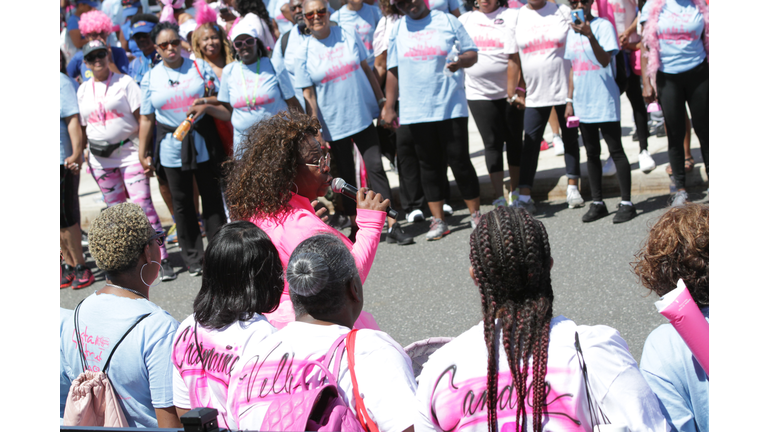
[
  {"xmin": 582, "ymin": 202, "xmax": 608, "ymax": 222},
  {"xmin": 199, "ymin": 217, "xmax": 206, "ymax": 238},
  {"xmin": 540, "ymin": 140, "xmax": 550, "ymax": 151},
  {"xmin": 386, "ymin": 222, "xmax": 415, "ymax": 245},
  {"xmin": 71, "ymin": 265, "xmax": 95, "ymax": 290},
  {"xmin": 160, "ymin": 259, "xmax": 177, "ymax": 281},
  {"xmin": 328, "ymin": 213, "xmax": 352, "ymax": 229},
  {"xmin": 61, "ymin": 264, "xmax": 75, "ymax": 289},
  {"xmin": 656, "ymin": 124, "xmax": 666, "ymax": 138},
  {"xmin": 669, "ymin": 190, "xmax": 689, "ymax": 208},
  {"xmin": 470, "ymin": 211, "xmax": 482, "ymax": 229},
  {"xmin": 442, "ymin": 203, "xmax": 454, "ymax": 216},
  {"xmin": 638, "ymin": 149, "xmax": 656, "ymax": 173},
  {"xmin": 631, "ymin": 130, "xmax": 639, "ymax": 142},
  {"xmin": 512, "ymin": 198, "xmax": 536, "ymax": 214},
  {"xmin": 426, "ymin": 218, "xmax": 450, "ymax": 241},
  {"xmin": 567, "ymin": 188, "xmax": 585, "ymax": 208},
  {"xmin": 553, "ymin": 134, "xmax": 565, "ymax": 156},
  {"xmin": 81, "ymin": 231, "xmax": 89, "ymax": 247},
  {"xmin": 406, "ymin": 209, "xmax": 425, "ymax": 223},
  {"xmin": 602, "ymin": 157, "xmax": 617, "ymax": 177},
  {"xmin": 166, "ymin": 224, "xmax": 178, "ymax": 245},
  {"xmin": 492, "ymin": 196, "xmax": 507, "ymax": 208},
  {"xmin": 189, "ymin": 265, "xmax": 203, "ymax": 277},
  {"xmin": 390, "ymin": 160, "xmax": 398, "ymax": 173},
  {"xmin": 613, "ymin": 203, "xmax": 637, "ymax": 224},
  {"xmin": 508, "ymin": 188, "xmax": 520, "ymax": 204}
]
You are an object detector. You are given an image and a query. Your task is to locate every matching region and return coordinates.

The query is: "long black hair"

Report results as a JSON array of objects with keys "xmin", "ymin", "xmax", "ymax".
[
  {"xmin": 236, "ymin": 0, "xmax": 276, "ymax": 35},
  {"xmin": 193, "ymin": 221, "xmax": 284, "ymax": 329}
]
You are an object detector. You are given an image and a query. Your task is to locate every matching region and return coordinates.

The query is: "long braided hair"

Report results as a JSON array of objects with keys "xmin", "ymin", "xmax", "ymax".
[{"xmin": 468, "ymin": 207, "xmax": 554, "ymax": 432}]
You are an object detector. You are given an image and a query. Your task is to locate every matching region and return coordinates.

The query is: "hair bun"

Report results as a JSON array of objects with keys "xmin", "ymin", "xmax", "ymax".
[{"xmin": 287, "ymin": 252, "xmax": 329, "ymax": 297}]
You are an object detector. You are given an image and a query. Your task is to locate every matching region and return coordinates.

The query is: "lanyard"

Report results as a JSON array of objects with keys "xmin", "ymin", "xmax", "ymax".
[{"xmin": 238, "ymin": 59, "xmax": 261, "ymax": 109}]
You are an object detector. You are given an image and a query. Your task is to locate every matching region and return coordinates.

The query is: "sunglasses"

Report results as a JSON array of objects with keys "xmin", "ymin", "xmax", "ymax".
[
  {"xmin": 233, "ymin": 37, "xmax": 256, "ymax": 49},
  {"xmin": 303, "ymin": 8, "xmax": 327, "ymax": 20},
  {"xmin": 394, "ymin": 0, "xmax": 415, "ymax": 11},
  {"xmin": 305, "ymin": 152, "xmax": 331, "ymax": 170},
  {"xmin": 157, "ymin": 39, "xmax": 182, "ymax": 50},
  {"xmin": 147, "ymin": 230, "xmax": 167, "ymax": 246},
  {"xmin": 84, "ymin": 50, "xmax": 108, "ymax": 63}
]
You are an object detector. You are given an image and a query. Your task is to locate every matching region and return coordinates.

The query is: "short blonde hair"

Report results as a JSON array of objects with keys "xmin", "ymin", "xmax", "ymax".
[{"xmin": 88, "ymin": 203, "xmax": 154, "ymax": 274}]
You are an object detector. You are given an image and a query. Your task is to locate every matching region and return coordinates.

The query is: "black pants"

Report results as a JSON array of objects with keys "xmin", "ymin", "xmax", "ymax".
[
  {"xmin": 656, "ymin": 61, "xmax": 709, "ymax": 189},
  {"xmin": 519, "ymin": 105, "xmax": 580, "ymax": 189},
  {"xmin": 409, "ymin": 117, "xmax": 480, "ymax": 202},
  {"xmin": 330, "ymin": 123, "xmax": 392, "ymax": 217},
  {"xmin": 467, "ymin": 98, "xmax": 524, "ymax": 173},
  {"xmin": 579, "ymin": 122, "xmax": 631, "ymax": 202},
  {"xmin": 626, "ymin": 71, "xmax": 649, "ymax": 152},
  {"xmin": 395, "ymin": 122, "xmax": 426, "ymax": 213},
  {"xmin": 60, "ymin": 165, "xmax": 80, "ymax": 229},
  {"xmin": 164, "ymin": 161, "xmax": 226, "ymax": 269}
]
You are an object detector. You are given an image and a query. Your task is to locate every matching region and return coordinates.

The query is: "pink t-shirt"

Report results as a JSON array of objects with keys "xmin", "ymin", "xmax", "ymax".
[
  {"xmin": 505, "ymin": 2, "xmax": 572, "ymax": 107},
  {"xmin": 250, "ymin": 193, "xmax": 386, "ymax": 330},
  {"xmin": 459, "ymin": 8, "xmax": 519, "ymax": 101},
  {"xmin": 77, "ymin": 73, "xmax": 141, "ymax": 169},
  {"xmin": 592, "ymin": 0, "xmax": 640, "ymax": 44}
]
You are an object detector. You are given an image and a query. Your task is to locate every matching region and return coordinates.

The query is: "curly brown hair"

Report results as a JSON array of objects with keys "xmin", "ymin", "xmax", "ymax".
[
  {"xmin": 632, "ymin": 203, "xmax": 709, "ymax": 307},
  {"xmin": 88, "ymin": 203, "xmax": 154, "ymax": 275},
  {"xmin": 225, "ymin": 111, "xmax": 321, "ymax": 221}
]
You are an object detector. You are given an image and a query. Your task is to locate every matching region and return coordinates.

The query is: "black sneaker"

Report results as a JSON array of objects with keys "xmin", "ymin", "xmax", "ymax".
[
  {"xmin": 582, "ymin": 202, "xmax": 609, "ymax": 223},
  {"xmin": 631, "ymin": 130, "xmax": 639, "ymax": 142},
  {"xmin": 71, "ymin": 265, "xmax": 95, "ymax": 290},
  {"xmin": 189, "ymin": 265, "xmax": 203, "ymax": 277},
  {"xmin": 613, "ymin": 203, "xmax": 637, "ymax": 224},
  {"xmin": 386, "ymin": 222, "xmax": 414, "ymax": 245},
  {"xmin": 656, "ymin": 125, "xmax": 666, "ymax": 138},
  {"xmin": 161, "ymin": 259, "xmax": 177, "ymax": 281}
]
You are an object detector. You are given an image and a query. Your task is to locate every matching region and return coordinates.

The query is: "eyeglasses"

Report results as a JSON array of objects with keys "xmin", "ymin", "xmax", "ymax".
[
  {"xmin": 233, "ymin": 37, "xmax": 256, "ymax": 49},
  {"xmin": 290, "ymin": 4, "xmax": 302, "ymax": 11},
  {"xmin": 157, "ymin": 39, "xmax": 182, "ymax": 50},
  {"xmin": 147, "ymin": 230, "xmax": 166, "ymax": 246},
  {"xmin": 84, "ymin": 51, "xmax": 108, "ymax": 63},
  {"xmin": 303, "ymin": 8, "xmax": 327, "ymax": 20},
  {"xmin": 305, "ymin": 152, "xmax": 331, "ymax": 170},
  {"xmin": 394, "ymin": 0, "xmax": 414, "ymax": 11}
]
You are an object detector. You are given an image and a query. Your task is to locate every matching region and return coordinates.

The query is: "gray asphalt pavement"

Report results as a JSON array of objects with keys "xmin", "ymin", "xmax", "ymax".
[{"xmin": 60, "ymin": 190, "xmax": 708, "ymax": 363}]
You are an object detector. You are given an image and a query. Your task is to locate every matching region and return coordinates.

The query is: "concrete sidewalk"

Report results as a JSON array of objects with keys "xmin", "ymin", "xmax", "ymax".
[{"xmin": 77, "ymin": 95, "xmax": 706, "ymax": 229}]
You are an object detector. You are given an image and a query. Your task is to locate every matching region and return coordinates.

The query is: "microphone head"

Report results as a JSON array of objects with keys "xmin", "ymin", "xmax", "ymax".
[{"xmin": 331, "ymin": 178, "xmax": 346, "ymax": 194}]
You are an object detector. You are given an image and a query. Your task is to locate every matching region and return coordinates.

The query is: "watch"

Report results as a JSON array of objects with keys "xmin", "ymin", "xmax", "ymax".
[{"xmin": 506, "ymin": 93, "xmax": 518, "ymax": 105}]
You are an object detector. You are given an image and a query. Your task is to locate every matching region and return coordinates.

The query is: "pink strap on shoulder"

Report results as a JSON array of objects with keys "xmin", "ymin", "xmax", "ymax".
[{"xmin": 346, "ymin": 330, "xmax": 380, "ymax": 432}]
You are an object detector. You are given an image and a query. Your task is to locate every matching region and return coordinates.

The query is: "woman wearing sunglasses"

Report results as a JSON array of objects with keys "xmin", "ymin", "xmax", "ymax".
[
  {"xmin": 60, "ymin": 203, "xmax": 182, "ymax": 429},
  {"xmin": 380, "ymin": 0, "xmax": 483, "ymax": 241},
  {"xmin": 138, "ymin": 21, "xmax": 230, "ymax": 276},
  {"xmin": 298, "ymin": 0, "xmax": 412, "ymax": 245},
  {"xmin": 78, "ymin": 40, "xmax": 176, "ymax": 281},
  {"xmin": 218, "ymin": 21, "xmax": 303, "ymax": 156},
  {"xmin": 66, "ymin": 10, "xmax": 131, "ymax": 82}
]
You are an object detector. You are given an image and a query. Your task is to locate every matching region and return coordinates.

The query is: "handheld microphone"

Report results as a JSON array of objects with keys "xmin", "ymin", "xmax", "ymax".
[{"xmin": 332, "ymin": 178, "xmax": 398, "ymax": 220}]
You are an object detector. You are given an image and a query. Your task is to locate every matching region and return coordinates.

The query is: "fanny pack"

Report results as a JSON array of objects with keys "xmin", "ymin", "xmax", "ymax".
[{"xmin": 88, "ymin": 139, "xmax": 129, "ymax": 158}]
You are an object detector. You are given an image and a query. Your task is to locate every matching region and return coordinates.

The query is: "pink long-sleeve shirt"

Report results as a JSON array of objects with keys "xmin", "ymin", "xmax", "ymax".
[{"xmin": 250, "ymin": 193, "xmax": 386, "ymax": 329}]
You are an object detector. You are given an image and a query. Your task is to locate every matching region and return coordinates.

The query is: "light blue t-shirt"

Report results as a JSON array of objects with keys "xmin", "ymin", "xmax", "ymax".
[
  {"xmin": 640, "ymin": 307, "xmax": 709, "ymax": 432},
  {"xmin": 295, "ymin": 26, "xmax": 379, "ymax": 141},
  {"xmin": 60, "ymin": 293, "xmax": 179, "ymax": 428},
  {"xmin": 271, "ymin": 0, "xmax": 293, "ymax": 35},
  {"xmin": 387, "ymin": 10, "xmax": 477, "ymax": 125},
  {"xmin": 330, "ymin": 4, "xmax": 383, "ymax": 66},
  {"xmin": 218, "ymin": 58, "xmax": 295, "ymax": 155},
  {"xmin": 639, "ymin": 0, "xmax": 706, "ymax": 74},
  {"xmin": 564, "ymin": 17, "xmax": 620, "ymax": 123},
  {"xmin": 128, "ymin": 50, "xmax": 160, "ymax": 85},
  {"xmin": 101, "ymin": 0, "xmax": 123, "ymax": 47},
  {"xmin": 271, "ymin": 24, "xmax": 309, "ymax": 110},
  {"xmin": 60, "ymin": 73, "xmax": 80, "ymax": 165},
  {"xmin": 140, "ymin": 58, "xmax": 217, "ymax": 168},
  {"xmin": 425, "ymin": 0, "xmax": 460, "ymax": 13},
  {"xmin": 60, "ymin": 307, "xmax": 74, "ymax": 419}
]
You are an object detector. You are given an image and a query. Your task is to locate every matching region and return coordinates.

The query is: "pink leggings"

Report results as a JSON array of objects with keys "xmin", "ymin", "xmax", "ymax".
[{"xmin": 90, "ymin": 162, "xmax": 168, "ymax": 260}]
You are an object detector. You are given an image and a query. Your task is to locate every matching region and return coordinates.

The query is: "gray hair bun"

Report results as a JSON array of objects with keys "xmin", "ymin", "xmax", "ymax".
[{"xmin": 286, "ymin": 252, "xmax": 329, "ymax": 297}]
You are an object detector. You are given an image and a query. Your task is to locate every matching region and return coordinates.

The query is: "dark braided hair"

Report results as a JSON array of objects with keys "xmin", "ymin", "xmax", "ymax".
[
  {"xmin": 469, "ymin": 207, "xmax": 554, "ymax": 432},
  {"xmin": 236, "ymin": 0, "xmax": 276, "ymax": 35}
]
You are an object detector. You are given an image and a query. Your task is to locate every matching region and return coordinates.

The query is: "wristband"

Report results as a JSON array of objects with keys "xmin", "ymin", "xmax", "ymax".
[
  {"xmin": 506, "ymin": 93, "xmax": 518, "ymax": 105},
  {"xmin": 516, "ymin": 87, "xmax": 526, "ymax": 93},
  {"xmin": 565, "ymin": 98, "xmax": 574, "ymax": 104},
  {"xmin": 378, "ymin": 97, "xmax": 387, "ymax": 107}
]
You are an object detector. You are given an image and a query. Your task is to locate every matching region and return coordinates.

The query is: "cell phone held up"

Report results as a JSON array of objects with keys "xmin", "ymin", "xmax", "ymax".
[{"xmin": 571, "ymin": 9, "xmax": 585, "ymax": 25}]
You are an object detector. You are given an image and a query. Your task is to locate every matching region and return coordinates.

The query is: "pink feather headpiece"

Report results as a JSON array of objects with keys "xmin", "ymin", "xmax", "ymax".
[
  {"xmin": 194, "ymin": 0, "xmax": 219, "ymax": 28},
  {"xmin": 642, "ymin": 0, "xmax": 709, "ymax": 90},
  {"xmin": 159, "ymin": 0, "xmax": 185, "ymax": 24},
  {"xmin": 79, "ymin": 10, "xmax": 115, "ymax": 36}
]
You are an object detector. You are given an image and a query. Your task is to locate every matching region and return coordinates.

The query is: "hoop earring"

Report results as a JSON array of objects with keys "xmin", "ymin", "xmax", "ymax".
[
  {"xmin": 474, "ymin": 1, "xmax": 478, "ymax": 7},
  {"xmin": 292, "ymin": 182, "xmax": 299, "ymax": 194},
  {"xmin": 141, "ymin": 260, "xmax": 163, "ymax": 288}
]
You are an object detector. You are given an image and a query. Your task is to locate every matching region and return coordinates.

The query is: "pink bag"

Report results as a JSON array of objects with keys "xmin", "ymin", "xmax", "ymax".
[{"xmin": 260, "ymin": 334, "xmax": 366, "ymax": 432}]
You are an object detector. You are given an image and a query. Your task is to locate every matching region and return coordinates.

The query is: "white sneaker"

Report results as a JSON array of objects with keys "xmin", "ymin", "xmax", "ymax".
[
  {"xmin": 443, "ymin": 203, "xmax": 454, "ymax": 216},
  {"xmin": 602, "ymin": 157, "xmax": 617, "ymax": 176},
  {"xmin": 567, "ymin": 188, "xmax": 585, "ymax": 208},
  {"xmin": 406, "ymin": 209, "xmax": 425, "ymax": 223},
  {"xmin": 492, "ymin": 196, "xmax": 507, "ymax": 207},
  {"xmin": 508, "ymin": 188, "xmax": 519, "ymax": 204},
  {"xmin": 638, "ymin": 149, "xmax": 656, "ymax": 173},
  {"xmin": 553, "ymin": 134, "xmax": 565, "ymax": 156}
]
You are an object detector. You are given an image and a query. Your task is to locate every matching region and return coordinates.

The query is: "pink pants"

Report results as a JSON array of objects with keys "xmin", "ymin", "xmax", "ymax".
[{"xmin": 90, "ymin": 162, "xmax": 168, "ymax": 260}]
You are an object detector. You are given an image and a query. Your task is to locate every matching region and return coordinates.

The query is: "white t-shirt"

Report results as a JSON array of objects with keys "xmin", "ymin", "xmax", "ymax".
[
  {"xmin": 506, "ymin": 2, "xmax": 572, "ymax": 107},
  {"xmin": 373, "ymin": 15, "xmax": 401, "ymax": 58},
  {"xmin": 227, "ymin": 322, "xmax": 418, "ymax": 431},
  {"xmin": 414, "ymin": 316, "xmax": 669, "ymax": 432},
  {"xmin": 459, "ymin": 8, "xmax": 518, "ymax": 100},
  {"xmin": 592, "ymin": 0, "xmax": 640, "ymax": 44},
  {"xmin": 172, "ymin": 314, "xmax": 277, "ymax": 431},
  {"xmin": 77, "ymin": 73, "xmax": 141, "ymax": 169}
]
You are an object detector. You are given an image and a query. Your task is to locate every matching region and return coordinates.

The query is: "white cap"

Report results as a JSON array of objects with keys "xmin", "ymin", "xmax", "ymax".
[
  {"xmin": 179, "ymin": 19, "xmax": 198, "ymax": 42},
  {"xmin": 230, "ymin": 17, "xmax": 259, "ymax": 40}
]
